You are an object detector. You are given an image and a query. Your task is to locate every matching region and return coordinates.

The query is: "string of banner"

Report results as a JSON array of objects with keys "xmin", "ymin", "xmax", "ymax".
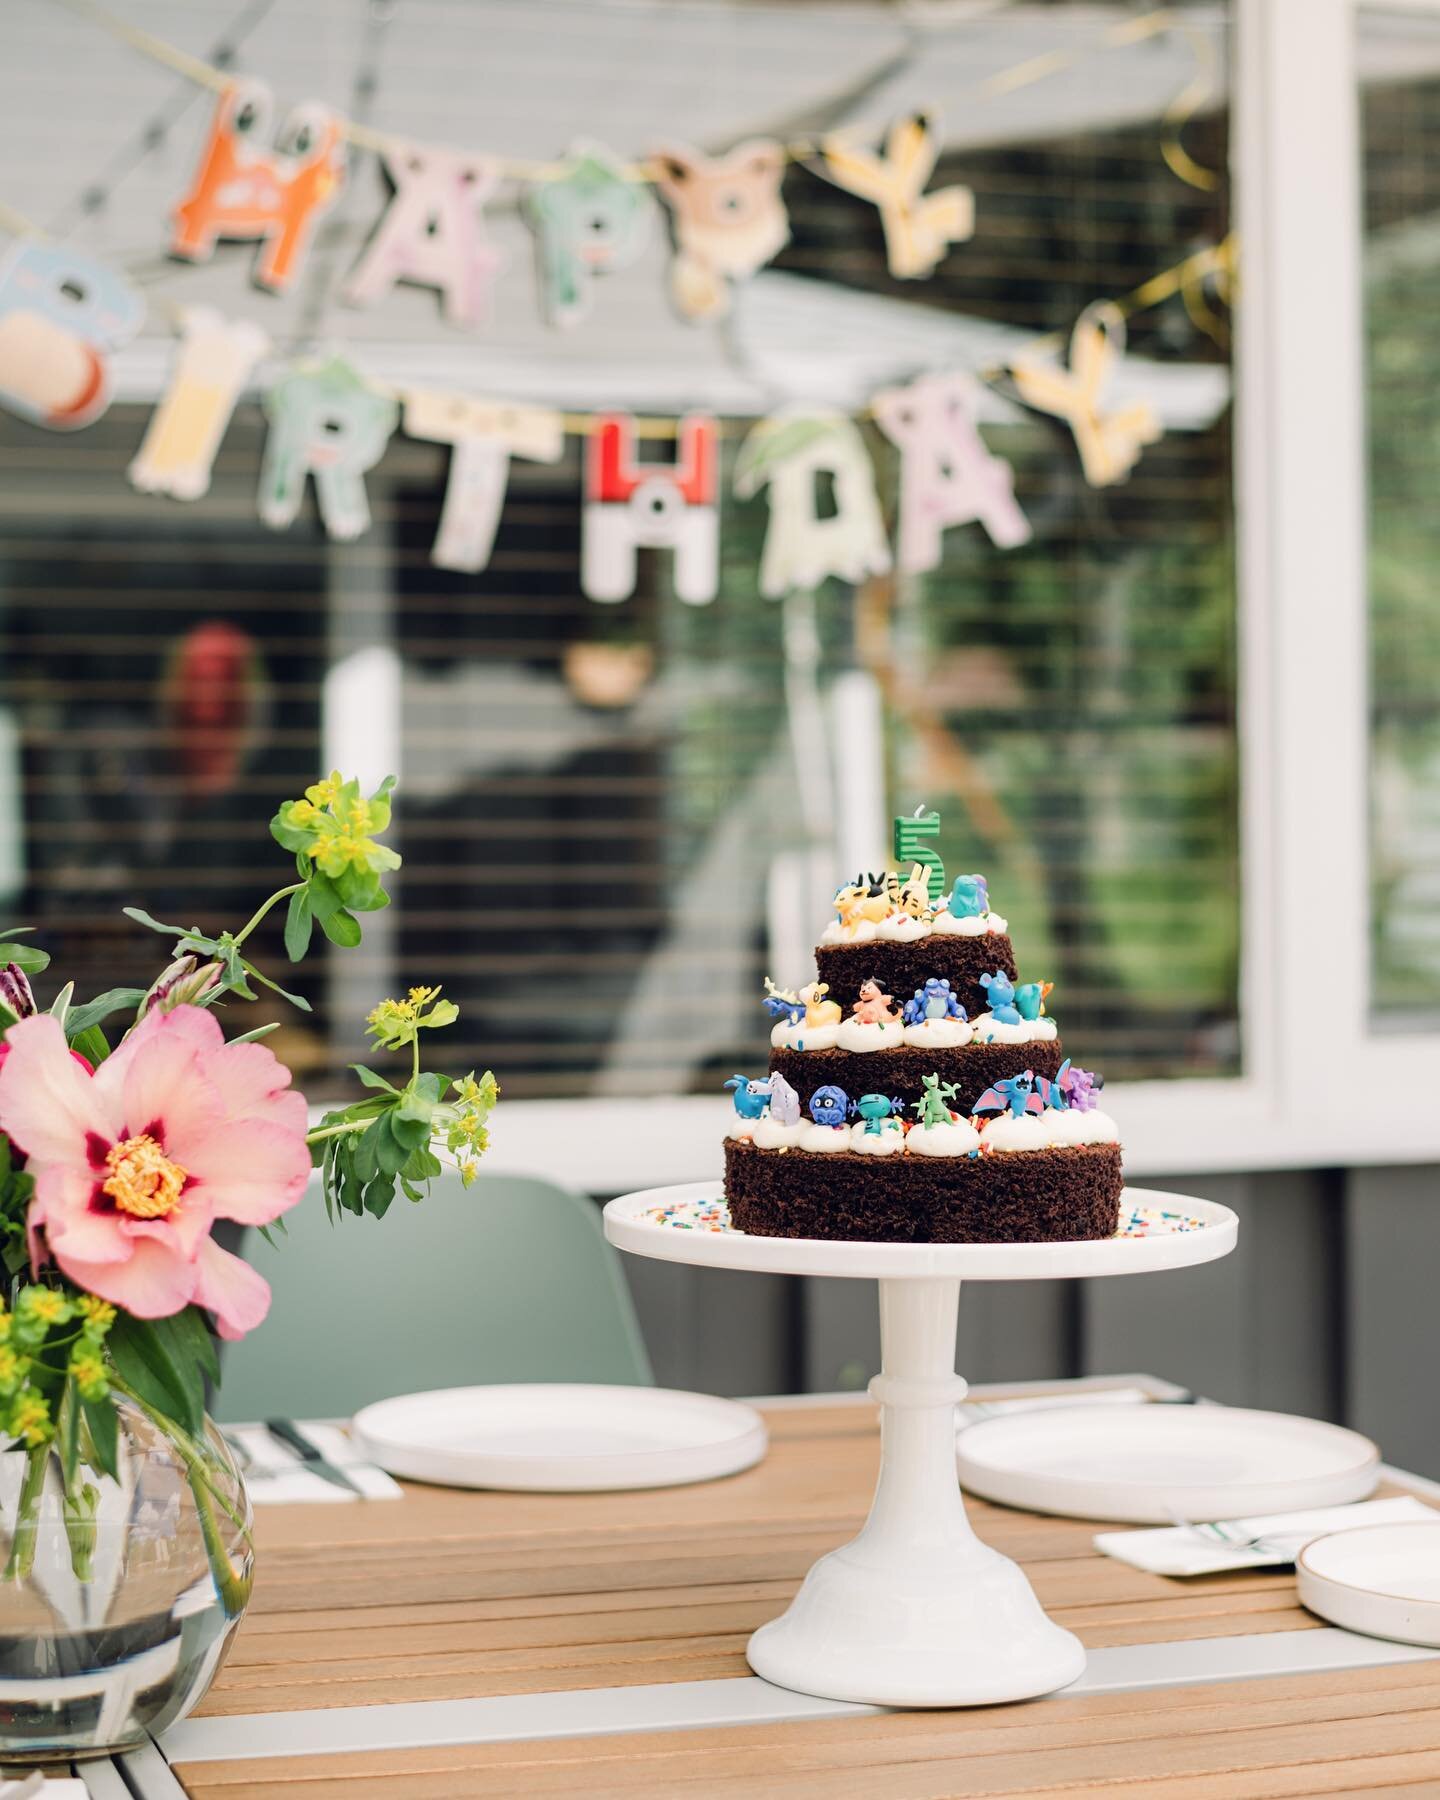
[{"xmin": 0, "ymin": 0, "xmax": 1236, "ymax": 599}]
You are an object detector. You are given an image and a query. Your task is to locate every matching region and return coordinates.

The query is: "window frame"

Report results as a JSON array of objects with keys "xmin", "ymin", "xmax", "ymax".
[{"xmin": 470, "ymin": 0, "xmax": 1440, "ymax": 1192}]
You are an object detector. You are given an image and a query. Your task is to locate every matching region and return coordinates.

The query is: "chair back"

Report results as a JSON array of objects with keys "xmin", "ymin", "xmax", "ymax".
[{"xmin": 213, "ymin": 1170, "xmax": 652, "ymax": 1422}]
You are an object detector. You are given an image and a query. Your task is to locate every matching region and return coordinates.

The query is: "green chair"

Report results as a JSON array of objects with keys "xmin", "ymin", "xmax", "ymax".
[{"xmin": 212, "ymin": 1171, "xmax": 653, "ymax": 1422}]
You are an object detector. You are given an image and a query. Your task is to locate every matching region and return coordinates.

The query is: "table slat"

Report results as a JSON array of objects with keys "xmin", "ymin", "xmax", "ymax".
[{"xmin": 173, "ymin": 1662, "xmax": 1440, "ymax": 1798}]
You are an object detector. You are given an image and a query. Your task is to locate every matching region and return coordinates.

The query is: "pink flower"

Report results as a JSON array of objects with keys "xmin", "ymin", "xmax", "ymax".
[{"xmin": 0, "ymin": 1005, "xmax": 310, "ymax": 1339}]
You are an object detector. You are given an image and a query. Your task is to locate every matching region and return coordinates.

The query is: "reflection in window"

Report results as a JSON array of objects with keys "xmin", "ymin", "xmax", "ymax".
[{"xmin": 1364, "ymin": 39, "xmax": 1440, "ymax": 1024}]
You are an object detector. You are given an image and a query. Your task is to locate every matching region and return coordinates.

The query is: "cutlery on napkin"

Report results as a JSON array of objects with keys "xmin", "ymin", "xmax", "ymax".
[
  {"xmin": 223, "ymin": 1421, "xmax": 403, "ymax": 1504},
  {"xmin": 266, "ymin": 1417, "xmax": 368, "ymax": 1495},
  {"xmin": 957, "ymin": 1385, "xmax": 1170, "ymax": 1427},
  {"xmin": 1094, "ymin": 1494, "xmax": 1435, "ymax": 1575}
]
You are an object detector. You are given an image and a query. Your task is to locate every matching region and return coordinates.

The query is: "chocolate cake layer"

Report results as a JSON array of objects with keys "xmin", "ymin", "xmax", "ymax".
[
  {"xmin": 768, "ymin": 1039, "xmax": 1064, "ymax": 1118},
  {"xmin": 813, "ymin": 932, "xmax": 1017, "ymax": 1020},
  {"xmin": 723, "ymin": 1138, "xmax": 1122, "ymax": 1244}
]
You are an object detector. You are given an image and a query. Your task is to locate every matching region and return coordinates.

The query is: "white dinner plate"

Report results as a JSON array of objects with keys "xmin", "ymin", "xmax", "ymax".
[
  {"xmin": 955, "ymin": 1404, "xmax": 1380, "ymax": 1523},
  {"xmin": 1298, "ymin": 1521, "xmax": 1440, "ymax": 1646},
  {"xmin": 351, "ymin": 1383, "xmax": 768, "ymax": 1491}
]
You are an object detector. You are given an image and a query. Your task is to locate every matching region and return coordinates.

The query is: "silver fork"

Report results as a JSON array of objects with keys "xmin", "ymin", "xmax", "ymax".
[{"xmin": 1170, "ymin": 1514, "xmax": 1295, "ymax": 1559}]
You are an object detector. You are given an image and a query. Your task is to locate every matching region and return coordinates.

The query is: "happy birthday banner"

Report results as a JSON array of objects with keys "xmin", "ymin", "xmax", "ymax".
[{"xmin": 0, "ymin": 0, "xmax": 1236, "ymax": 590}]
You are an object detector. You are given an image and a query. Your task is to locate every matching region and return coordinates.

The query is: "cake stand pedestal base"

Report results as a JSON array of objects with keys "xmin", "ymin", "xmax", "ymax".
[
  {"xmin": 747, "ymin": 1276, "xmax": 1084, "ymax": 1706},
  {"xmin": 604, "ymin": 1182, "xmax": 1238, "ymax": 1710}
]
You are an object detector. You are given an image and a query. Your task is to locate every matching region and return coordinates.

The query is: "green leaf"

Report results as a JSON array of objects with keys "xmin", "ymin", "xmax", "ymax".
[
  {"xmin": 240, "ymin": 960, "xmax": 311, "ymax": 1013},
  {"xmin": 334, "ymin": 864, "xmax": 382, "ymax": 911},
  {"xmin": 81, "ymin": 1394, "xmax": 120, "ymax": 1483},
  {"xmin": 106, "ymin": 1313, "xmax": 206, "ymax": 1439},
  {"xmin": 372, "ymin": 1111, "xmax": 412, "ymax": 1175},
  {"xmin": 0, "ymin": 942, "xmax": 50, "ymax": 975},
  {"xmin": 162, "ymin": 1303, "xmax": 220, "ymax": 1388},
  {"xmin": 122, "ymin": 907, "xmax": 195, "ymax": 940},
  {"xmin": 396, "ymin": 1071, "xmax": 443, "ymax": 1121},
  {"xmin": 67, "ymin": 1024, "xmax": 110, "ymax": 1068},
  {"xmin": 0, "ymin": 926, "xmax": 35, "ymax": 938},
  {"xmin": 319, "ymin": 907, "xmax": 362, "ymax": 948},
  {"xmin": 362, "ymin": 1171, "xmax": 397, "ymax": 1219},
  {"xmin": 367, "ymin": 774, "xmax": 397, "ymax": 831},
  {"xmin": 351, "ymin": 1065, "xmax": 398, "ymax": 1094},
  {"xmin": 417, "ymin": 1000, "xmax": 459, "ymax": 1032},
  {"xmin": 230, "ymin": 1021, "xmax": 281, "ymax": 1046},
  {"xmin": 0, "ymin": 998, "xmax": 16, "ymax": 1032},
  {"xmin": 350, "ymin": 1118, "xmax": 382, "ymax": 1185},
  {"xmin": 48, "ymin": 980, "xmax": 74, "ymax": 1024},
  {"xmin": 66, "ymin": 988, "xmax": 146, "ymax": 1036},
  {"xmin": 270, "ymin": 807, "xmax": 316, "ymax": 854},
  {"xmin": 306, "ymin": 872, "xmax": 343, "ymax": 922},
  {"xmin": 283, "ymin": 887, "xmax": 314, "ymax": 964}
]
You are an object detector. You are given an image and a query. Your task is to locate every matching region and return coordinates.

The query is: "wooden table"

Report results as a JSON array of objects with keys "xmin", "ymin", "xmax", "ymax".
[{"xmin": 143, "ymin": 1383, "xmax": 1440, "ymax": 1798}]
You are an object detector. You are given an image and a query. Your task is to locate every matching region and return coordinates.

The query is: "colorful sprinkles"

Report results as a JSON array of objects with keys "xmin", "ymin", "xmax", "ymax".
[
  {"xmin": 1120, "ymin": 1204, "xmax": 1207, "ymax": 1237},
  {"xmin": 640, "ymin": 1199, "xmax": 1209, "ymax": 1239},
  {"xmin": 644, "ymin": 1199, "xmax": 737, "ymax": 1233}
]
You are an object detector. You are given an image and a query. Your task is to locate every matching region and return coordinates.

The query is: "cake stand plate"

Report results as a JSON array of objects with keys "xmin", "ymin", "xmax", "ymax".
[{"xmin": 603, "ymin": 1183, "xmax": 1237, "ymax": 1708}]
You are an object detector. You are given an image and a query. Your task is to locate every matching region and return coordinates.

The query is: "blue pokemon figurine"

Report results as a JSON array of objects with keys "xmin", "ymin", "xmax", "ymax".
[
  {"xmin": 1015, "ymin": 980, "xmax": 1053, "ymax": 1022},
  {"xmin": 901, "ymin": 977, "xmax": 966, "ymax": 1026},
  {"xmin": 948, "ymin": 873, "xmax": 989, "ymax": 918},
  {"xmin": 978, "ymin": 970, "xmax": 1021, "ymax": 1025},
  {"xmin": 724, "ymin": 1074, "xmax": 771, "ymax": 1121},
  {"xmin": 1037, "ymin": 1058, "xmax": 1072, "ymax": 1111},
  {"xmin": 761, "ymin": 977, "xmax": 806, "ymax": 1026},
  {"xmin": 972, "ymin": 1070, "xmax": 1042, "ymax": 1119},
  {"xmin": 852, "ymin": 1092, "xmax": 905, "ymax": 1136},
  {"xmin": 809, "ymin": 1085, "xmax": 851, "ymax": 1128}
]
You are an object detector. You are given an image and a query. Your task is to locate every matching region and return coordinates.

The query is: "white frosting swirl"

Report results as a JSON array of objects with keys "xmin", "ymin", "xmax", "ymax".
[
  {"xmin": 820, "ymin": 917, "xmax": 879, "ymax": 945},
  {"xmin": 849, "ymin": 1120, "xmax": 906, "ymax": 1155},
  {"xmin": 930, "ymin": 908, "xmax": 1008, "ymax": 937},
  {"xmin": 980, "ymin": 1108, "xmax": 1120, "ymax": 1151},
  {"xmin": 978, "ymin": 1114, "xmax": 1048, "ymax": 1152},
  {"xmin": 970, "ymin": 1012, "xmax": 1059, "ymax": 1045},
  {"xmin": 836, "ymin": 1016, "xmax": 906, "ymax": 1052},
  {"xmin": 1048, "ymin": 1107, "xmax": 1119, "ymax": 1146},
  {"xmin": 770, "ymin": 1019, "xmax": 841, "ymax": 1051},
  {"xmin": 907, "ymin": 1117, "xmax": 981, "ymax": 1157},
  {"xmin": 876, "ymin": 912, "xmax": 931, "ymax": 942},
  {"xmin": 901, "ymin": 1017, "xmax": 974, "ymax": 1049},
  {"xmin": 752, "ymin": 1115, "xmax": 810, "ymax": 1150},
  {"xmin": 797, "ymin": 1122, "xmax": 851, "ymax": 1153},
  {"xmin": 725, "ymin": 1120, "xmax": 756, "ymax": 1142}
]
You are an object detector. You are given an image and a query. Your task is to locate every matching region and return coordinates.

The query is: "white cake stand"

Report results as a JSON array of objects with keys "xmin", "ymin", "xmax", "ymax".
[{"xmin": 603, "ymin": 1181, "xmax": 1238, "ymax": 1708}]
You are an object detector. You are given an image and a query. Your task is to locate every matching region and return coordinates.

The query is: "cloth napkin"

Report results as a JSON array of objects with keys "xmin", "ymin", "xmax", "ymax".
[
  {"xmin": 1094, "ymin": 1494, "xmax": 1436, "ymax": 1575},
  {"xmin": 226, "ymin": 1422, "xmax": 404, "ymax": 1504}
]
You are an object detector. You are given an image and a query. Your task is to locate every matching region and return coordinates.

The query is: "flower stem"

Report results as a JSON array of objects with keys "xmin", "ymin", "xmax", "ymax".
[
  {"xmin": 304, "ymin": 1120, "xmax": 370, "ymax": 1146},
  {"xmin": 232, "ymin": 882, "xmax": 305, "ymax": 949},
  {"xmin": 187, "ymin": 1464, "xmax": 253, "ymax": 1618},
  {"xmin": 109, "ymin": 1379, "xmax": 253, "ymax": 1550},
  {"xmin": 3, "ymin": 1442, "xmax": 48, "ymax": 1582}
]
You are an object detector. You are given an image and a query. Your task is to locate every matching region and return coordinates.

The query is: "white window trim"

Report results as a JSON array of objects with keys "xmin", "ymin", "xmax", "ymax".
[{"xmin": 469, "ymin": 0, "xmax": 1440, "ymax": 1195}]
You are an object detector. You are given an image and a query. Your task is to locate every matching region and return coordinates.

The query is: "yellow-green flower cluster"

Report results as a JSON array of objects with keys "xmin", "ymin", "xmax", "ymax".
[
  {"xmin": 274, "ymin": 773, "xmax": 401, "ymax": 886},
  {"xmin": 0, "ymin": 1287, "xmax": 116, "ymax": 1446},
  {"xmin": 444, "ymin": 1070, "xmax": 499, "ymax": 1186},
  {"xmin": 366, "ymin": 984, "xmax": 459, "ymax": 1052}
]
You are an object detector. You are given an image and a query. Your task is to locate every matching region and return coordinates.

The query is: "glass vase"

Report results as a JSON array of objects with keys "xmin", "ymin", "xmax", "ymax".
[{"xmin": 0, "ymin": 1394, "xmax": 252, "ymax": 1761}]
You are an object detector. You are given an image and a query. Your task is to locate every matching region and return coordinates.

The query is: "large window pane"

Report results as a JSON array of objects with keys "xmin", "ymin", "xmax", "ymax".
[{"xmin": 0, "ymin": 0, "xmax": 1239, "ymax": 1097}]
